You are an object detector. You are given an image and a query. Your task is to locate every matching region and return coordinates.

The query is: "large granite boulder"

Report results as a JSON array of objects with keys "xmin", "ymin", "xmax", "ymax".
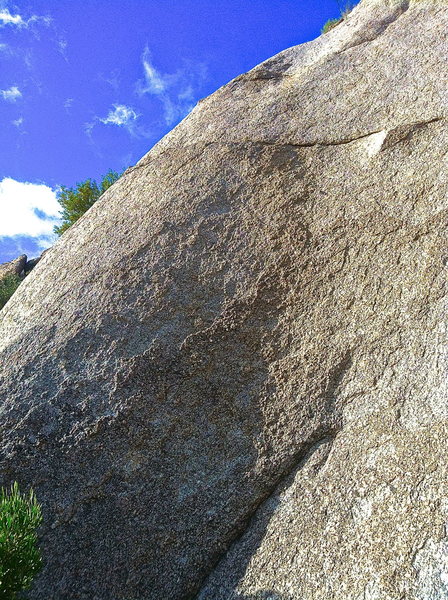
[{"xmin": 0, "ymin": 0, "xmax": 447, "ymax": 598}]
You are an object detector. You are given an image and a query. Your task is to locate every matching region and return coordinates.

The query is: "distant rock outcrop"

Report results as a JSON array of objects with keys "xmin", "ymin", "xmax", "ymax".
[
  {"xmin": 0, "ymin": 254, "xmax": 27, "ymax": 279},
  {"xmin": 23, "ymin": 254, "xmax": 43, "ymax": 274},
  {"xmin": 0, "ymin": 0, "xmax": 447, "ymax": 599},
  {"xmin": 0, "ymin": 253, "xmax": 42, "ymax": 282},
  {"xmin": 0, "ymin": 254, "xmax": 43, "ymax": 309}
]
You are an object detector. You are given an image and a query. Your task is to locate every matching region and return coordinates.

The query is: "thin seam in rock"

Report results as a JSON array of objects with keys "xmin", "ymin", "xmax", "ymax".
[
  {"xmin": 190, "ymin": 430, "xmax": 340, "ymax": 600},
  {"xmin": 127, "ymin": 116, "xmax": 445, "ymax": 177},
  {"xmin": 125, "ymin": 141, "xmax": 214, "ymax": 178},
  {"xmin": 232, "ymin": 3, "xmax": 412, "ymax": 82},
  {"xmin": 257, "ymin": 117, "xmax": 444, "ymax": 148},
  {"xmin": 334, "ymin": 0, "xmax": 411, "ymax": 57}
]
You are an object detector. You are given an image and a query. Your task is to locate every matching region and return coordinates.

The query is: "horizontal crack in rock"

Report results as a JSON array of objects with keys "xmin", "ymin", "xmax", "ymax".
[{"xmin": 124, "ymin": 116, "xmax": 444, "ymax": 182}]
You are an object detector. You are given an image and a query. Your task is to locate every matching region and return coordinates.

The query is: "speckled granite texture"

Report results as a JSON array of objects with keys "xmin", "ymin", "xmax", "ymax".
[{"xmin": 0, "ymin": 0, "xmax": 447, "ymax": 598}]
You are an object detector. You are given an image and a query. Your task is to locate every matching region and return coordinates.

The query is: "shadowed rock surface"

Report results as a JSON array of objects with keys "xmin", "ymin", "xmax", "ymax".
[{"xmin": 1, "ymin": 0, "xmax": 448, "ymax": 598}]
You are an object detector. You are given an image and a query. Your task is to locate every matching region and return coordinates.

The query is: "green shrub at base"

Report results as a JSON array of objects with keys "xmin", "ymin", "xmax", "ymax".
[
  {"xmin": 0, "ymin": 482, "xmax": 42, "ymax": 599},
  {"xmin": 0, "ymin": 275, "xmax": 22, "ymax": 311}
]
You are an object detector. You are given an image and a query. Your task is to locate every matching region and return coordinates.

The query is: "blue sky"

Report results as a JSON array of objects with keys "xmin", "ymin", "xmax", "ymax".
[{"xmin": 0, "ymin": 0, "xmax": 353, "ymax": 263}]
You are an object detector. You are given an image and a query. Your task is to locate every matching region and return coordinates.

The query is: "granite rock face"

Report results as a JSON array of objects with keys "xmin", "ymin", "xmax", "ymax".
[
  {"xmin": 0, "ymin": 254, "xmax": 27, "ymax": 279},
  {"xmin": 0, "ymin": 253, "xmax": 43, "ymax": 281},
  {"xmin": 1, "ymin": 0, "xmax": 448, "ymax": 598},
  {"xmin": 0, "ymin": 254, "xmax": 43, "ymax": 309}
]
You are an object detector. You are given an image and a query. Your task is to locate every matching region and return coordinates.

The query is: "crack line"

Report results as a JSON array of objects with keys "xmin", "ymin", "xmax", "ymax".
[{"xmin": 190, "ymin": 428, "xmax": 341, "ymax": 600}]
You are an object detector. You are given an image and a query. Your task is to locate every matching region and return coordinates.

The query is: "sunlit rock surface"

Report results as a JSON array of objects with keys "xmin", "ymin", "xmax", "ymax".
[{"xmin": 0, "ymin": 0, "xmax": 447, "ymax": 598}]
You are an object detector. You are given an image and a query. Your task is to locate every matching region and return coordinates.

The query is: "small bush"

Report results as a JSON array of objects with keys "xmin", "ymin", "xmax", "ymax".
[
  {"xmin": 321, "ymin": 2, "xmax": 356, "ymax": 34},
  {"xmin": 0, "ymin": 275, "xmax": 21, "ymax": 310},
  {"xmin": 0, "ymin": 482, "xmax": 42, "ymax": 599},
  {"xmin": 321, "ymin": 17, "xmax": 342, "ymax": 34}
]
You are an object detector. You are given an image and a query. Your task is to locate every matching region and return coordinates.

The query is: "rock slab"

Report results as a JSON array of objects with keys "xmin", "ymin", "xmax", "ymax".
[{"xmin": 0, "ymin": 0, "xmax": 448, "ymax": 599}]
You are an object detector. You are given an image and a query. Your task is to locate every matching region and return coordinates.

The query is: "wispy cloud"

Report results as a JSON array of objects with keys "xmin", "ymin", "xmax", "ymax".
[
  {"xmin": 136, "ymin": 46, "xmax": 207, "ymax": 126},
  {"xmin": 1, "ymin": 85, "xmax": 22, "ymax": 101},
  {"xmin": 12, "ymin": 116, "xmax": 24, "ymax": 128},
  {"xmin": 86, "ymin": 103, "xmax": 148, "ymax": 140},
  {"xmin": 140, "ymin": 52, "xmax": 167, "ymax": 95},
  {"xmin": 100, "ymin": 104, "xmax": 140, "ymax": 127},
  {"xmin": 0, "ymin": 178, "xmax": 60, "ymax": 248},
  {"xmin": 0, "ymin": 7, "xmax": 50, "ymax": 28},
  {"xmin": 58, "ymin": 38, "xmax": 67, "ymax": 54},
  {"xmin": 98, "ymin": 70, "xmax": 121, "ymax": 92},
  {"xmin": 63, "ymin": 97, "xmax": 74, "ymax": 112}
]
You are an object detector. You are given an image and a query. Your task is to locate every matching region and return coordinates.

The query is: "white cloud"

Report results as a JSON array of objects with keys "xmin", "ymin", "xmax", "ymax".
[
  {"xmin": 136, "ymin": 46, "xmax": 207, "ymax": 126},
  {"xmin": 0, "ymin": 178, "xmax": 60, "ymax": 243},
  {"xmin": 0, "ymin": 8, "xmax": 50, "ymax": 28},
  {"xmin": 100, "ymin": 104, "xmax": 140, "ymax": 127},
  {"xmin": 85, "ymin": 104, "xmax": 142, "ymax": 145},
  {"xmin": 0, "ymin": 8, "xmax": 24, "ymax": 26},
  {"xmin": 95, "ymin": 103, "xmax": 145, "ymax": 138},
  {"xmin": 12, "ymin": 116, "xmax": 23, "ymax": 128},
  {"xmin": 1, "ymin": 85, "xmax": 22, "ymax": 101}
]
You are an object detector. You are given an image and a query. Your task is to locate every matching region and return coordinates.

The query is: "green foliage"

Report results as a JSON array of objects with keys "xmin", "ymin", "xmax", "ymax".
[
  {"xmin": 321, "ymin": 17, "xmax": 342, "ymax": 33},
  {"xmin": 54, "ymin": 169, "xmax": 121, "ymax": 236},
  {"xmin": 0, "ymin": 275, "xmax": 21, "ymax": 311},
  {"xmin": 321, "ymin": 2, "xmax": 355, "ymax": 34},
  {"xmin": 0, "ymin": 482, "xmax": 42, "ymax": 599}
]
